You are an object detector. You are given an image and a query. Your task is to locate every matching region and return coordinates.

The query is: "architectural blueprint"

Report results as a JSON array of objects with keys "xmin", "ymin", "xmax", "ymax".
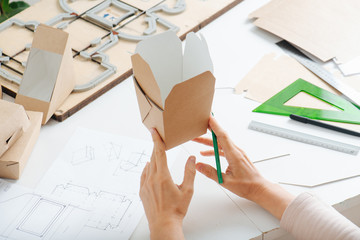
[{"xmin": 0, "ymin": 128, "xmax": 153, "ymax": 240}]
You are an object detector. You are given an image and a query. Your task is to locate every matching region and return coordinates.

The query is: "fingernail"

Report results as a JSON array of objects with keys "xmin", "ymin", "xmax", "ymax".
[
  {"xmin": 189, "ymin": 156, "xmax": 196, "ymax": 163},
  {"xmin": 150, "ymin": 128, "xmax": 156, "ymax": 134}
]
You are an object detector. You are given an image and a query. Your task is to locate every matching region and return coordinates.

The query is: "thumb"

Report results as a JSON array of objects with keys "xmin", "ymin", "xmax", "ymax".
[
  {"xmin": 195, "ymin": 162, "xmax": 219, "ymax": 183},
  {"xmin": 180, "ymin": 156, "xmax": 196, "ymax": 192}
]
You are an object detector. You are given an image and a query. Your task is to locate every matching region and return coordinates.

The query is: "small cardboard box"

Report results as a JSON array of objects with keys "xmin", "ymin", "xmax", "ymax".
[
  {"xmin": 0, "ymin": 100, "xmax": 30, "ymax": 158},
  {"xmin": 0, "ymin": 110, "xmax": 42, "ymax": 179},
  {"xmin": 131, "ymin": 31, "xmax": 215, "ymax": 150},
  {"xmin": 15, "ymin": 24, "xmax": 75, "ymax": 124}
]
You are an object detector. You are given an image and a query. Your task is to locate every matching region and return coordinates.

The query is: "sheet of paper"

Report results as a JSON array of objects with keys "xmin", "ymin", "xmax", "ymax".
[
  {"xmin": 34, "ymin": 128, "xmax": 153, "ymax": 240},
  {"xmin": 249, "ymin": 0, "xmax": 360, "ymax": 64},
  {"xmin": 256, "ymin": 154, "xmax": 360, "ymax": 187},
  {"xmin": 0, "ymin": 179, "xmax": 91, "ymax": 240},
  {"xmin": 336, "ymin": 56, "xmax": 360, "ymax": 76}
]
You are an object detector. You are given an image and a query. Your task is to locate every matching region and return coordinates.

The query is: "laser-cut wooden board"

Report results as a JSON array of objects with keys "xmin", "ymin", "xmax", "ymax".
[{"xmin": 0, "ymin": 0, "xmax": 243, "ymax": 122}]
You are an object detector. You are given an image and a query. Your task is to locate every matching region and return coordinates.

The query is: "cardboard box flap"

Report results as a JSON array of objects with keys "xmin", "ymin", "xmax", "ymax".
[
  {"xmin": 163, "ymin": 71, "xmax": 216, "ymax": 149},
  {"xmin": 183, "ymin": 32, "xmax": 214, "ymax": 81},
  {"xmin": 133, "ymin": 77, "xmax": 153, "ymax": 122},
  {"xmin": 0, "ymin": 100, "xmax": 30, "ymax": 158},
  {"xmin": 135, "ymin": 31, "xmax": 183, "ymax": 108},
  {"xmin": 131, "ymin": 54, "xmax": 163, "ymax": 111}
]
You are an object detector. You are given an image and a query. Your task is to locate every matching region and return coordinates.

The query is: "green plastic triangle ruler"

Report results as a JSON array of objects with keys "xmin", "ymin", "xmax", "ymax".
[{"xmin": 253, "ymin": 79, "xmax": 360, "ymax": 124}]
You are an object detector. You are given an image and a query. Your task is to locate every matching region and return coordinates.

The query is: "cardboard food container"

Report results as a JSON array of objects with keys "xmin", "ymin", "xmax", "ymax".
[
  {"xmin": 0, "ymin": 100, "xmax": 42, "ymax": 179},
  {"xmin": 0, "ymin": 100, "xmax": 30, "ymax": 158},
  {"xmin": 131, "ymin": 31, "xmax": 215, "ymax": 150},
  {"xmin": 15, "ymin": 24, "xmax": 75, "ymax": 124}
]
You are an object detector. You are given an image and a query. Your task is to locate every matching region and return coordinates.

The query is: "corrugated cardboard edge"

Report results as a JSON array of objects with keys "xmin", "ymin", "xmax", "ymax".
[
  {"xmin": 163, "ymin": 71, "xmax": 215, "ymax": 150},
  {"xmin": 0, "ymin": 111, "xmax": 42, "ymax": 179}
]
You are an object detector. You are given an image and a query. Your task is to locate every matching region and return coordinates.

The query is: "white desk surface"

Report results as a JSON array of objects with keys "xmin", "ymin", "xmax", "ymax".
[{"xmin": 6, "ymin": 0, "xmax": 360, "ymax": 239}]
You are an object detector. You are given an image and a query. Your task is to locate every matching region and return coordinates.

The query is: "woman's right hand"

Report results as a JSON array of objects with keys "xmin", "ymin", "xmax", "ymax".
[{"xmin": 193, "ymin": 115, "xmax": 294, "ymax": 220}]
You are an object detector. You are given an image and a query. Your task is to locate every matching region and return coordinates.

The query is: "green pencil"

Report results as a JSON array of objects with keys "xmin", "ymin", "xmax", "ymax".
[{"xmin": 211, "ymin": 113, "xmax": 223, "ymax": 184}]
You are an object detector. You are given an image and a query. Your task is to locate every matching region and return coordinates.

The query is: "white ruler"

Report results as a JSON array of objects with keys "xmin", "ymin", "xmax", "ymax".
[
  {"xmin": 248, "ymin": 121, "xmax": 360, "ymax": 155},
  {"xmin": 277, "ymin": 40, "xmax": 360, "ymax": 107}
]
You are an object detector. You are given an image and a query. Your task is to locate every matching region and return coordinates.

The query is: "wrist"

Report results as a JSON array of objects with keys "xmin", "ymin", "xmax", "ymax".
[
  {"xmin": 149, "ymin": 217, "xmax": 184, "ymax": 240},
  {"xmin": 250, "ymin": 181, "xmax": 295, "ymax": 220}
]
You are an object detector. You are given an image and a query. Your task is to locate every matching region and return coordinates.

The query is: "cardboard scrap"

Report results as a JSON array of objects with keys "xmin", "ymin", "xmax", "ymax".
[
  {"xmin": 0, "ymin": 100, "xmax": 30, "ymax": 158},
  {"xmin": 249, "ymin": 0, "xmax": 360, "ymax": 64},
  {"xmin": 15, "ymin": 24, "xmax": 75, "ymax": 124},
  {"xmin": 236, "ymin": 53, "xmax": 360, "ymax": 132},
  {"xmin": 132, "ymin": 31, "xmax": 215, "ymax": 150},
  {"xmin": 235, "ymin": 53, "xmax": 339, "ymax": 104},
  {"xmin": 0, "ymin": 108, "xmax": 42, "ymax": 180}
]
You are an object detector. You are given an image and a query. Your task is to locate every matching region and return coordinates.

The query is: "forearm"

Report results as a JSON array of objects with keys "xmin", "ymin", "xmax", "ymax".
[
  {"xmin": 150, "ymin": 219, "xmax": 185, "ymax": 240},
  {"xmin": 250, "ymin": 181, "xmax": 295, "ymax": 220},
  {"xmin": 281, "ymin": 192, "xmax": 360, "ymax": 240}
]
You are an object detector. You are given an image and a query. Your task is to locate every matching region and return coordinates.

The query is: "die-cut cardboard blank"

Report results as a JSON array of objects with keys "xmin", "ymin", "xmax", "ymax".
[
  {"xmin": 0, "ymin": 110, "xmax": 42, "ymax": 180},
  {"xmin": 249, "ymin": 0, "xmax": 360, "ymax": 63},
  {"xmin": 0, "ymin": 0, "xmax": 243, "ymax": 122}
]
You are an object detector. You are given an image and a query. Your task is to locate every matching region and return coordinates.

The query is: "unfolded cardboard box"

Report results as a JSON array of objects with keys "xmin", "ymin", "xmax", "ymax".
[
  {"xmin": 131, "ymin": 31, "xmax": 215, "ymax": 150},
  {"xmin": 0, "ymin": 100, "xmax": 42, "ymax": 179},
  {"xmin": 0, "ymin": 100, "xmax": 30, "ymax": 158},
  {"xmin": 15, "ymin": 24, "xmax": 75, "ymax": 124}
]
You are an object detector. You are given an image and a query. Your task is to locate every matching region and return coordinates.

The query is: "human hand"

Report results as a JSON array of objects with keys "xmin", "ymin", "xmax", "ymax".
[
  {"xmin": 193, "ymin": 116, "xmax": 294, "ymax": 220},
  {"xmin": 140, "ymin": 128, "xmax": 196, "ymax": 239}
]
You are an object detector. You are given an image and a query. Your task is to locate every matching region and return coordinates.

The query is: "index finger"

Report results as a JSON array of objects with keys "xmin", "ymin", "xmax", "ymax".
[
  {"xmin": 192, "ymin": 137, "xmax": 223, "ymax": 150},
  {"xmin": 208, "ymin": 116, "xmax": 235, "ymax": 154},
  {"xmin": 150, "ymin": 128, "xmax": 170, "ymax": 174}
]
